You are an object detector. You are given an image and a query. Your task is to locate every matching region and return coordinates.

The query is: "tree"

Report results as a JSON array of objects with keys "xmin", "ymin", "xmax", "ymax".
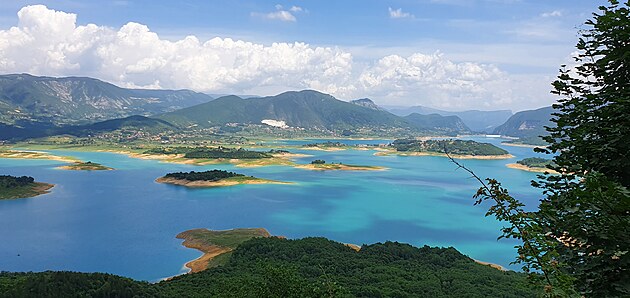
[
  {"xmin": 456, "ymin": 1, "xmax": 630, "ymax": 296},
  {"xmin": 535, "ymin": 1, "xmax": 630, "ymax": 295}
]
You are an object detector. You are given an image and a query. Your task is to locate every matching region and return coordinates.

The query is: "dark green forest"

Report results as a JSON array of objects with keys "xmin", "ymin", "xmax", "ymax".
[
  {"xmin": 392, "ymin": 139, "xmax": 509, "ymax": 156},
  {"xmin": 144, "ymin": 146, "xmax": 273, "ymax": 159},
  {"xmin": 516, "ymin": 158, "xmax": 555, "ymax": 168},
  {"xmin": 0, "ymin": 175, "xmax": 35, "ymax": 189},
  {"xmin": 164, "ymin": 170, "xmax": 245, "ymax": 182},
  {"xmin": 0, "ymin": 237, "xmax": 538, "ymax": 298}
]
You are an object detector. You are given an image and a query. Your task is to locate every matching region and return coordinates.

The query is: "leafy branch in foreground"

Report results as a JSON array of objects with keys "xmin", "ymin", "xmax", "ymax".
[{"xmin": 447, "ymin": 154, "xmax": 576, "ymax": 297}]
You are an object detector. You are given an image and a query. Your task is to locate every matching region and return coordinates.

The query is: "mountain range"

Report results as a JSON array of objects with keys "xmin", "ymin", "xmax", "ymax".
[
  {"xmin": 0, "ymin": 74, "xmax": 213, "ymax": 125},
  {"xmin": 387, "ymin": 105, "xmax": 513, "ymax": 133},
  {"xmin": 492, "ymin": 106, "xmax": 554, "ymax": 138},
  {"xmin": 0, "ymin": 74, "xmax": 553, "ymax": 141}
]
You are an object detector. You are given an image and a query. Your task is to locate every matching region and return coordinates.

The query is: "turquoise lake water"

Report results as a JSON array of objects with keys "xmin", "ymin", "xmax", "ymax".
[{"xmin": 0, "ymin": 137, "xmax": 547, "ymax": 281}]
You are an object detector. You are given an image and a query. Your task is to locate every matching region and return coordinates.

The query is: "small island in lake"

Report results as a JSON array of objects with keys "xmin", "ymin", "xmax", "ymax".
[
  {"xmin": 381, "ymin": 139, "xmax": 513, "ymax": 159},
  {"xmin": 58, "ymin": 161, "xmax": 113, "ymax": 171},
  {"xmin": 156, "ymin": 170, "xmax": 291, "ymax": 187},
  {"xmin": 296, "ymin": 159, "xmax": 386, "ymax": 171},
  {"xmin": 138, "ymin": 146, "xmax": 296, "ymax": 167},
  {"xmin": 0, "ymin": 175, "xmax": 54, "ymax": 200},
  {"xmin": 176, "ymin": 228, "xmax": 271, "ymax": 273},
  {"xmin": 507, "ymin": 157, "xmax": 557, "ymax": 173}
]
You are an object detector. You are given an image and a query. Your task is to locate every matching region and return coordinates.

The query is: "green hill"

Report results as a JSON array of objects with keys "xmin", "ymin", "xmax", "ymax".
[
  {"xmin": 0, "ymin": 237, "xmax": 538, "ymax": 297},
  {"xmin": 404, "ymin": 113, "xmax": 471, "ymax": 135},
  {"xmin": 492, "ymin": 106, "xmax": 554, "ymax": 138},
  {"xmin": 0, "ymin": 116, "xmax": 177, "ymax": 140},
  {"xmin": 0, "ymin": 74, "xmax": 213, "ymax": 126},
  {"xmin": 159, "ymin": 90, "xmax": 413, "ymax": 131}
]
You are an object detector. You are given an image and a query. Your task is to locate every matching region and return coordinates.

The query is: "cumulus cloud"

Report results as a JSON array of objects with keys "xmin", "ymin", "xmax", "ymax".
[
  {"xmin": 252, "ymin": 4, "xmax": 303, "ymax": 22},
  {"xmin": 541, "ymin": 10, "xmax": 562, "ymax": 18},
  {"xmin": 388, "ymin": 7, "xmax": 414, "ymax": 19},
  {"xmin": 0, "ymin": 5, "xmax": 545, "ymax": 110}
]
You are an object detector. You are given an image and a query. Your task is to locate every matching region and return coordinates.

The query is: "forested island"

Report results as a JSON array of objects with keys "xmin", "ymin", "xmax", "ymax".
[
  {"xmin": 58, "ymin": 161, "xmax": 113, "ymax": 171},
  {"xmin": 0, "ymin": 235, "xmax": 539, "ymax": 297},
  {"xmin": 296, "ymin": 159, "xmax": 386, "ymax": 171},
  {"xmin": 507, "ymin": 157, "xmax": 557, "ymax": 173},
  {"xmin": 0, "ymin": 175, "xmax": 54, "ymax": 200},
  {"xmin": 384, "ymin": 139, "xmax": 513, "ymax": 159},
  {"xmin": 144, "ymin": 146, "xmax": 273, "ymax": 159},
  {"xmin": 155, "ymin": 170, "xmax": 290, "ymax": 187}
]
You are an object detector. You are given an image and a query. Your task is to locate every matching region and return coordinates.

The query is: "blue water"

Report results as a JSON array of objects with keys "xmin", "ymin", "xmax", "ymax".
[{"xmin": 0, "ymin": 138, "xmax": 547, "ymax": 281}]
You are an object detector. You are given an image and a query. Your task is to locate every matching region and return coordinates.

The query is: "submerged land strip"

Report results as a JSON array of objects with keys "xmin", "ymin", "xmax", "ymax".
[
  {"xmin": 296, "ymin": 160, "xmax": 387, "ymax": 171},
  {"xmin": 57, "ymin": 161, "xmax": 113, "ymax": 171}
]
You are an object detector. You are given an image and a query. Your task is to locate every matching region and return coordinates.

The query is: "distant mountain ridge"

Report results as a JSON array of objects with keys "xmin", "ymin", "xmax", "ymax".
[
  {"xmin": 492, "ymin": 106, "xmax": 554, "ymax": 138},
  {"xmin": 388, "ymin": 105, "xmax": 513, "ymax": 133},
  {"xmin": 159, "ymin": 90, "xmax": 413, "ymax": 131},
  {"xmin": 404, "ymin": 113, "xmax": 471, "ymax": 135},
  {"xmin": 0, "ymin": 74, "xmax": 213, "ymax": 125}
]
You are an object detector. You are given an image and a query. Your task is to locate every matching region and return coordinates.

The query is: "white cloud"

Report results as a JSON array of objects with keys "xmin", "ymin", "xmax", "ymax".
[
  {"xmin": 389, "ymin": 7, "xmax": 414, "ymax": 19},
  {"xmin": 252, "ymin": 4, "xmax": 304, "ymax": 22},
  {"xmin": 0, "ymin": 5, "xmax": 555, "ymax": 110},
  {"xmin": 541, "ymin": 10, "xmax": 562, "ymax": 18}
]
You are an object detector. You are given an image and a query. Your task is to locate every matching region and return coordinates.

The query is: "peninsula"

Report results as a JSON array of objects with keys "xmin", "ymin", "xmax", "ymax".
[
  {"xmin": 176, "ymin": 228, "xmax": 272, "ymax": 273},
  {"xmin": 0, "ymin": 175, "xmax": 54, "ymax": 200},
  {"xmin": 155, "ymin": 170, "xmax": 290, "ymax": 188}
]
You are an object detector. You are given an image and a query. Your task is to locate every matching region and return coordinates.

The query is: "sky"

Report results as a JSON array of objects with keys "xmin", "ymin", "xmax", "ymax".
[{"xmin": 0, "ymin": 0, "xmax": 601, "ymax": 111}]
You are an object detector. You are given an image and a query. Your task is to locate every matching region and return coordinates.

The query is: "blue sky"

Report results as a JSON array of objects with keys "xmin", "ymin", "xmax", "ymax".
[{"xmin": 0, "ymin": 0, "xmax": 603, "ymax": 111}]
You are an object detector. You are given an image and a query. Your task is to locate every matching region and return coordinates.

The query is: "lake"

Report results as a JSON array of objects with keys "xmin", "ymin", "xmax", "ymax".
[{"xmin": 0, "ymin": 137, "xmax": 546, "ymax": 281}]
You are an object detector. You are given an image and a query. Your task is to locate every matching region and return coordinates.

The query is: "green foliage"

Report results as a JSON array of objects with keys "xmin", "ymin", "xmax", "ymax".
[
  {"xmin": 0, "ymin": 271, "xmax": 158, "ymax": 298},
  {"xmin": 0, "ymin": 238, "xmax": 539, "ymax": 297},
  {"xmin": 458, "ymin": 1, "xmax": 630, "ymax": 296},
  {"xmin": 0, "ymin": 175, "xmax": 34, "ymax": 189},
  {"xmin": 161, "ymin": 237, "xmax": 537, "ymax": 297},
  {"xmin": 532, "ymin": 1, "xmax": 630, "ymax": 296},
  {"xmin": 311, "ymin": 159, "xmax": 326, "ymax": 164},
  {"xmin": 164, "ymin": 170, "xmax": 245, "ymax": 182},
  {"xmin": 516, "ymin": 158, "xmax": 555, "ymax": 169},
  {"xmin": 144, "ymin": 146, "xmax": 273, "ymax": 159},
  {"xmin": 393, "ymin": 139, "xmax": 509, "ymax": 156}
]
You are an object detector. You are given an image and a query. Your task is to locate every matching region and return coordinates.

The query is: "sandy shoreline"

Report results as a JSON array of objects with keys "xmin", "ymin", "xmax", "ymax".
[
  {"xmin": 0, "ymin": 150, "xmax": 78, "ymax": 163},
  {"xmin": 176, "ymin": 228, "xmax": 272, "ymax": 274},
  {"xmin": 506, "ymin": 163, "xmax": 557, "ymax": 174},
  {"xmin": 155, "ymin": 177, "xmax": 292, "ymax": 188},
  {"xmin": 375, "ymin": 150, "xmax": 514, "ymax": 160}
]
